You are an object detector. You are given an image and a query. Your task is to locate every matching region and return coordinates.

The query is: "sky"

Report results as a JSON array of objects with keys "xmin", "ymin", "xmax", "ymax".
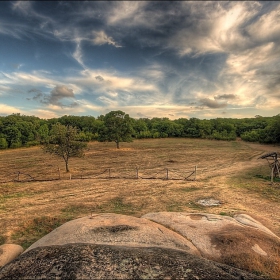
[{"xmin": 0, "ymin": 1, "xmax": 280, "ymax": 120}]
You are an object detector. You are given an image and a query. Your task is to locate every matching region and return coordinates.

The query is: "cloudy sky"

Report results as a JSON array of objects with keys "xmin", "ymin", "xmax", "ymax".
[{"xmin": 0, "ymin": 1, "xmax": 280, "ymax": 119}]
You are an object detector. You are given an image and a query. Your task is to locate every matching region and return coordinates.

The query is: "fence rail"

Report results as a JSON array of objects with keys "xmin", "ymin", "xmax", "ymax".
[{"xmin": 0, "ymin": 166, "xmax": 199, "ymax": 183}]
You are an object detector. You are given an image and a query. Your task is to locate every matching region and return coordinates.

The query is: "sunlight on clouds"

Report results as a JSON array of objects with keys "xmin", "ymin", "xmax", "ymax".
[
  {"xmin": 0, "ymin": 103, "xmax": 25, "ymax": 115},
  {"xmin": 106, "ymin": 90, "xmax": 118, "ymax": 97},
  {"xmin": 97, "ymin": 96, "xmax": 118, "ymax": 106},
  {"xmin": 77, "ymin": 69, "xmax": 159, "ymax": 94},
  {"xmin": 1, "ymin": 1, "xmax": 280, "ymax": 119},
  {"xmin": 12, "ymin": 1, "xmax": 32, "ymax": 16},
  {"xmin": 247, "ymin": 6, "xmax": 280, "ymax": 43},
  {"xmin": 138, "ymin": 63, "xmax": 165, "ymax": 82},
  {"xmin": 170, "ymin": 2, "xmax": 260, "ymax": 56},
  {"xmin": 73, "ymin": 40, "xmax": 85, "ymax": 68},
  {"xmin": 226, "ymin": 42, "xmax": 277, "ymax": 75},
  {"xmin": 32, "ymin": 109, "xmax": 58, "ymax": 119},
  {"xmin": 107, "ymin": 2, "xmax": 147, "ymax": 26},
  {"xmin": 111, "ymin": 105, "xmax": 190, "ymax": 120},
  {"xmin": 77, "ymin": 99, "xmax": 103, "ymax": 112},
  {"xmin": 5, "ymin": 72, "xmax": 56, "ymax": 86},
  {"xmin": 0, "ymin": 85, "xmax": 13, "ymax": 95},
  {"xmin": 222, "ymin": 41, "xmax": 280, "ymax": 109},
  {"xmin": 92, "ymin": 30, "xmax": 121, "ymax": 48}
]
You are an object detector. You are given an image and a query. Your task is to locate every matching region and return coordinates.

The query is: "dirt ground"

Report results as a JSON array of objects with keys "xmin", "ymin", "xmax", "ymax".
[{"xmin": 0, "ymin": 138, "xmax": 280, "ymax": 246}]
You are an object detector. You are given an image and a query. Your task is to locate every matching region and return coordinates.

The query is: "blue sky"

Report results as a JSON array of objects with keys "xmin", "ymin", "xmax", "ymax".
[{"xmin": 0, "ymin": 1, "xmax": 280, "ymax": 119}]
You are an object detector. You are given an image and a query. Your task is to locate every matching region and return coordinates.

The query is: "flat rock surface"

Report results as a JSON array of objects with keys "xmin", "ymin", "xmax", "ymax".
[
  {"xmin": 25, "ymin": 213, "xmax": 199, "ymax": 256},
  {"xmin": 0, "ymin": 244, "xmax": 23, "ymax": 267},
  {"xmin": 0, "ymin": 244, "xmax": 264, "ymax": 279},
  {"xmin": 142, "ymin": 212, "xmax": 280, "ymax": 276},
  {"xmin": 233, "ymin": 213, "xmax": 280, "ymax": 239}
]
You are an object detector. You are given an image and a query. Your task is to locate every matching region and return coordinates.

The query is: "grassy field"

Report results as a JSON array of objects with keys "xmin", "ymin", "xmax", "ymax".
[{"xmin": 0, "ymin": 138, "xmax": 280, "ymax": 275}]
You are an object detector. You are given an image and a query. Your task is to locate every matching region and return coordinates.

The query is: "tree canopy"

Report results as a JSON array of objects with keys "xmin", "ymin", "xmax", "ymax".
[
  {"xmin": 98, "ymin": 110, "xmax": 134, "ymax": 149},
  {"xmin": 42, "ymin": 123, "xmax": 87, "ymax": 172},
  {"xmin": 0, "ymin": 113, "xmax": 279, "ymax": 150}
]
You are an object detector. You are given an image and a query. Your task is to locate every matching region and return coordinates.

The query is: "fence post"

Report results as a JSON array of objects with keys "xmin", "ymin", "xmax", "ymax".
[
  {"xmin": 17, "ymin": 171, "xmax": 20, "ymax": 181},
  {"xmin": 58, "ymin": 168, "xmax": 61, "ymax": 180},
  {"xmin": 271, "ymin": 164, "xmax": 274, "ymax": 183},
  {"xmin": 69, "ymin": 173, "xmax": 72, "ymax": 180},
  {"xmin": 136, "ymin": 167, "xmax": 139, "ymax": 179},
  {"xmin": 166, "ymin": 168, "xmax": 169, "ymax": 180}
]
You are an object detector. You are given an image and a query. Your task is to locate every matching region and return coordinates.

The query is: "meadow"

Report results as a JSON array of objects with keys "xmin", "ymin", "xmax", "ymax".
[{"xmin": 0, "ymin": 138, "xmax": 279, "ymax": 253}]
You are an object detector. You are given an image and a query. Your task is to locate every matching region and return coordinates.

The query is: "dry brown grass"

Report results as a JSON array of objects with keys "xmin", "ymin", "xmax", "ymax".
[
  {"xmin": 0, "ymin": 138, "xmax": 280, "ymax": 277},
  {"xmin": 210, "ymin": 225, "xmax": 280, "ymax": 278}
]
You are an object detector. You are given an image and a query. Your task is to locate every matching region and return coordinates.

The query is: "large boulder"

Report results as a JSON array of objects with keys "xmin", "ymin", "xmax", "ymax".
[
  {"xmin": 142, "ymin": 212, "xmax": 280, "ymax": 277},
  {"xmin": 25, "ymin": 213, "xmax": 199, "ymax": 256},
  {"xmin": 0, "ymin": 212, "xmax": 277, "ymax": 279},
  {"xmin": 0, "ymin": 244, "xmax": 23, "ymax": 267},
  {"xmin": 0, "ymin": 243, "xmax": 264, "ymax": 279}
]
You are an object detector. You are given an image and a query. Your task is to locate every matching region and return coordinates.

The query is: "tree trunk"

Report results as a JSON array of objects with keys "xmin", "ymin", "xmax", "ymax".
[
  {"xmin": 116, "ymin": 141, "xmax": 120, "ymax": 149},
  {"xmin": 65, "ymin": 160, "xmax": 70, "ymax": 172}
]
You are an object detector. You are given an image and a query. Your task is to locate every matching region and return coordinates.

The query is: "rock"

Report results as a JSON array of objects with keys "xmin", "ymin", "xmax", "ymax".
[
  {"xmin": 0, "ymin": 244, "xmax": 23, "ymax": 267},
  {"xmin": 25, "ymin": 213, "xmax": 200, "ymax": 256},
  {"xmin": 197, "ymin": 198, "xmax": 221, "ymax": 206},
  {"xmin": 234, "ymin": 213, "xmax": 279, "ymax": 239},
  {"xmin": 0, "ymin": 244, "xmax": 264, "ymax": 279},
  {"xmin": 142, "ymin": 212, "xmax": 280, "ymax": 277},
  {"xmin": 251, "ymin": 244, "xmax": 267, "ymax": 256}
]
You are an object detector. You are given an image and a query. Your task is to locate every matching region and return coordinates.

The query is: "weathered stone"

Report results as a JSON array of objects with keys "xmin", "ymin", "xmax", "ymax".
[
  {"xmin": 142, "ymin": 212, "xmax": 280, "ymax": 277},
  {"xmin": 234, "ymin": 213, "xmax": 279, "ymax": 239},
  {"xmin": 25, "ymin": 213, "xmax": 200, "ymax": 256},
  {"xmin": 197, "ymin": 198, "xmax": 221, "ymax": 206},
  {"xmin": 0, "ymin": 244, "xmax": 264, "ymax": 279},
  {"xmin": 0, "ymin": 244, "xmax": 23, "ymax": 267}
]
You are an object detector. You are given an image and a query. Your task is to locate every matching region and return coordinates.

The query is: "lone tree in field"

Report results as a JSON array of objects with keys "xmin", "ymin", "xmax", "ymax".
[
  {"xmin": 43, "ymin": 123, "xmax": 87, "ymax": 172},
  {"xmin": 98, "ymin": 110, "xmax": 134, "ymax": 149}
]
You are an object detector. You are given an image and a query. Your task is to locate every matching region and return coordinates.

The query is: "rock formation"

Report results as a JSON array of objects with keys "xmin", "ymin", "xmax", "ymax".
[{"xmin": 1, "ymin": 212, "xmax": 279, "ymax": 279}]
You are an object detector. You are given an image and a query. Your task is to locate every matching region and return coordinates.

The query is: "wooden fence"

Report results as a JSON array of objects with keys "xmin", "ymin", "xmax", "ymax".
[{"xmin": 0, "ymin": 166, "xmax": 198, "ymax": 183}]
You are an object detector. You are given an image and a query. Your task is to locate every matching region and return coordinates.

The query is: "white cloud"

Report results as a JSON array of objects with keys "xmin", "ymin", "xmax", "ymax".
[
  {"xmin": 12, "ymin": 1, "xmax": 32, "ymax": 16},
  {"xmin": 137, "ymin": 63, "xmax": 165, "ymax": 82},
  {"xmin": 0, "ymin": 103, "xmax": 25, "ymax": 115},
  {"xmin": 247, "ymin": 6, "xmax": 280, "ymax": 43},
  {"xmin": 106, "ymin": 2, "xmax": 148, "ymax": 26},
  {"xmin": 74, "ymin": 69, "xmax": 160, "ymax": 96},
  {"xmin": 1, "ymin": 72, "xmax": 56, "ymax": 87},
  {"xmin": 73, "ymin": 40, "xmax": 85, "ymax": 67},
  {"xmin": 226, "ymin": 42, "xmax": 278, "ymax": 75},
  {"xmin": 92, "ymin": 30, "xmax": 121, "ymax": 48},
  {"xmin": 31, "ymin": 109, "xmax": 59, "ymax": 119},
  {"xmin": 168, "ymin": 2, "xmax": 261, "ymax": 56}
]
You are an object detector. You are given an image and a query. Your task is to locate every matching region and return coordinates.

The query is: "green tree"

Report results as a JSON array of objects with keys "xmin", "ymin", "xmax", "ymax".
[
  {"xmin": 4, "ymin": 126, "xmax": 22, "ymax": 148},
  {"xmin": 43, "ymin": 123, "xmax": 87, "ymax": 172},
  {"xmin": 38, "ymin": 124, "xmax": 49, "ymax": 143},
  {"xmin": 98, "ymin": 110, "xmax": 134, "ymax": 149},
  {"xmin": 0, "ymin": 137, "xmax": 8, "ymax": 149}
]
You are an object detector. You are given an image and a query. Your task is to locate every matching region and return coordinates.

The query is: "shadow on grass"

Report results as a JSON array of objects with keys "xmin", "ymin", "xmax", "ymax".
[
  {"xmin": 11, "ymin": 216, "xmax": 71, "ymax": 250},
  {"xmin": 11, "ymin": 197, "xmax": 141, "ymax": 250},
  {"xmin": 93, "ymin": 197, "xmax": 139, "ymax": 215},
  {"xmin": 229, "ymin": 166, "xmax": 280, "ymax": 203},
  {"xmin": 0, "ymin": 234, "xmax": 6, "ymax": 245}
]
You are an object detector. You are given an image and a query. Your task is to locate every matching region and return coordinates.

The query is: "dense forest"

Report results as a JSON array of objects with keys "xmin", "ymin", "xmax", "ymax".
[{"xmin": 0, "ymin": 112, "xmax": 279, "ymax": 149}]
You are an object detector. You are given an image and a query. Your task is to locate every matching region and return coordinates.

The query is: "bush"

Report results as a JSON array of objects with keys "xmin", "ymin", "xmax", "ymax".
[
  {"xmin": 25, "ymin": 141, "xmax": 40, "ymax": 147},
  {"xmin": 0, "ymin": 138, "xmax": 8, "ymax": 149},
  {"xmin": 241, "ymin": 130, "xmax": 261, "ymax": 142},
  {"xmin": 10, "ymin": 141, "xmax": 22, "ymax": 148}
]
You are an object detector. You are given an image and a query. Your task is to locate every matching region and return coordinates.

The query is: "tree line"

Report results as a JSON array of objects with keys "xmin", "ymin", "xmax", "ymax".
[{"xmin": 0, "ymin": 111, "xmax": 279, "ymax": 150}]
